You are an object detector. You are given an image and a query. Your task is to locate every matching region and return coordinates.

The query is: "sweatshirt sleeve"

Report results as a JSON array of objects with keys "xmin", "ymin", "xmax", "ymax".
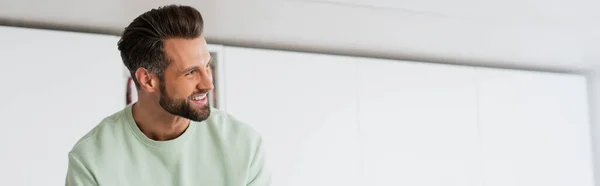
[
  {"xmin": 65, "ymin": 153, "xmax": 97, "ymax": 186},
  {"xmin": 246, "ymin": 138, "xmax": 271, "ymax": 186}
]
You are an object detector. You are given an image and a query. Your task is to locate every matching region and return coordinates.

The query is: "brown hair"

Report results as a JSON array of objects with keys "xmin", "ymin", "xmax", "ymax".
[{"xmin": 117, "ymin": 4, "xmax": 204, "ymax": 88}]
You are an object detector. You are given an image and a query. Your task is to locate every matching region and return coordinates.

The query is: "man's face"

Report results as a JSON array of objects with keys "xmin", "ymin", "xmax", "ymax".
[{"xmin": 159, "ymin": 37, "xmax": 213, "ymax": 122}]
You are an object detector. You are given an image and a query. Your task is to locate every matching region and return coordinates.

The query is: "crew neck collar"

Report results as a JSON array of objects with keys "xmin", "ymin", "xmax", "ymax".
[{"xmin": 123, "ymin": 104, "xmax": 198, "ymax": 150}]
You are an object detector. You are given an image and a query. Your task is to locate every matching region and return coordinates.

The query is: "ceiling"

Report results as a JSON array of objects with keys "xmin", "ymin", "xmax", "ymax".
[{"xmin": 1, "ymin": 0, "xmax": 599, "ymax": 72}]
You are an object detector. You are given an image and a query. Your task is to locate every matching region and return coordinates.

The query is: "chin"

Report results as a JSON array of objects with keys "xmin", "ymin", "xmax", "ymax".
[{"xmin": 189, "ymin": 104, "xmax": 211, "ymax": 122}]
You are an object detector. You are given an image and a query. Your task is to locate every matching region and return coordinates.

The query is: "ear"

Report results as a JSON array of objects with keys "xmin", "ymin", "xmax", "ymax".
[{"xmin": 134, "ymin": 68, "xmax": 159, "ymax": 93}]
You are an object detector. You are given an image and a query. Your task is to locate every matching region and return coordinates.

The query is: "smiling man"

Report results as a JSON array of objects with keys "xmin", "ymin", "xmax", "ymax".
[{"xmin": 65, "ymin": 5, "xmax": 270, "ymax": 186}]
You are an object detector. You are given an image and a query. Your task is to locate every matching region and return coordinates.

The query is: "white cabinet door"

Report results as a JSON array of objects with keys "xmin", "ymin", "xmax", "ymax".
[
  {"xmin": 477, "ymin": 68, "xmax": 595, "ymax": 186},
  {"xmin": 358, "ymin": 59, "xmax": 482, "ymax": 186},
  {"xmin": 222, "ymin": 47, "xmax": 361, "ymax": 186},
  {"xmin": 0, "ymin": 26, "xmax": 125, "ymax": 186}
]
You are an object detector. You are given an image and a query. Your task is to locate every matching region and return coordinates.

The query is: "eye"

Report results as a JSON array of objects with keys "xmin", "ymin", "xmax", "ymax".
[
  {"xmin": 185, "ymin": 70, "xmax": 197, "ymax": 76},
  {"xmin": 206, "ymin": 58, "xmax": 213, "ymax": 69}
]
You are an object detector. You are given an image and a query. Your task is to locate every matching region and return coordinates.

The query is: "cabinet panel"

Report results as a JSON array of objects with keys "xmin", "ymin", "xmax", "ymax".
[
  {"xmin": 222, "ymin": 47, "xmax": 360, "ymax": 186},
  {"xmin": 0, "ymin": 26, "xmax": 125, "ymax": 186},
  {"xmin": 358, "ymin": 59, "xmax": 482, "ymax": 186},
  {"xmin": 477, "ymin": 68, "xmax": 595, "ymax": 186},
  {"xmin": 220, "ymin": 45, "xmax": 595, "ymax": 186}
]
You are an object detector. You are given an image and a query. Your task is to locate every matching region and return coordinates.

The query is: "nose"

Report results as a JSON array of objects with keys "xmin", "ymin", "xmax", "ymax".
[{"xmin": 196, "ymin": 68, "xmax": 214, "ymax": 91}]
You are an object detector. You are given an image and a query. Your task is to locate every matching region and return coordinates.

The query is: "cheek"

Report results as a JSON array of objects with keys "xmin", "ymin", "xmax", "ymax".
[
  {"xmin": 172, "ymin": 79, "xmax": 199, "ymax": 97},
  {"xmin": 162, "ymin": 81, "xmax": 185, "ymax": 97}
]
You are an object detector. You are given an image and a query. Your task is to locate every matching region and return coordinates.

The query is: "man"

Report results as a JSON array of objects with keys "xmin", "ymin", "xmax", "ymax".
[{"xmin": 65, "ymin": 5, "xmax": 270, "ymax": 186}]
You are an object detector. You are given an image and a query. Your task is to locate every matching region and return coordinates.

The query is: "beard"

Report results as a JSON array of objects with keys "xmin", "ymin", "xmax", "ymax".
[{"xmin": 158, "ymin": 81, "xmax": 211, "ymax": 122}]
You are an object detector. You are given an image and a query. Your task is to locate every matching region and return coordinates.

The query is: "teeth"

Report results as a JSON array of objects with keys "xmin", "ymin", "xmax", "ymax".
[{"xmin": 192, "ymin": 94, "xmax": 206, "ymax": 100}]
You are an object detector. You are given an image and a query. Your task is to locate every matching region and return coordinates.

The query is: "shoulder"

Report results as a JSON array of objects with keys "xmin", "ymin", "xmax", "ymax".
[
  {"xmin": 203, "ymin": 108, "xmax": 267, "ymax": 166},
  {"xmin": 68, "ymin": 107, "xmax": 129, "ymax": 158},
  {"xmin": 204, "ymin": 107, "xmax": 264, "ymax": 144}
]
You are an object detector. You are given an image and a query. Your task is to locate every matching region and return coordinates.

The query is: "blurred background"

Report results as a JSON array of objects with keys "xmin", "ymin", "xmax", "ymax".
[{"xmin": 0, "ymin": 0, "xmax": 599, "ymax": 186}]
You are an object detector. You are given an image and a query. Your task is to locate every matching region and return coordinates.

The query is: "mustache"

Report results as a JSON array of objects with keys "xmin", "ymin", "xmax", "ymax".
[{"xmin": 189, "ymin": 90, "xmax": 211, "ymax": 97}]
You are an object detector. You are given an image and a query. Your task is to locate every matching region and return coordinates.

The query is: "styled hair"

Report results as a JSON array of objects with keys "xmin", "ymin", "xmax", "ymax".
[{"xmin": 117, "ymin": 4, "xmax": 204, "ymax": 88}]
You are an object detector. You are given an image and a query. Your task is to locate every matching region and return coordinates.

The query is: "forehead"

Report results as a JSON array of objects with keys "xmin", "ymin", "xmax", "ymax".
[{"xmin": 163, "ymin": 37, "xmax": 210, "ymax": 68}]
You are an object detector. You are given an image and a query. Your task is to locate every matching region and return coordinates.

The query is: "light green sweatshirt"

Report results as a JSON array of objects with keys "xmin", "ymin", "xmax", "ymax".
[{"xmin": 65, "ymin": 105, "xmax": 270, "ymax": 186}]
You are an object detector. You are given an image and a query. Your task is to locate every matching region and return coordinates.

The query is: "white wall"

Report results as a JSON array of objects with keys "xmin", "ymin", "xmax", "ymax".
[
  {"xmin": 1, "ymin": 0, "xmax": 598, "ymax": 72},
  {"xmin": 0, "ymin": 26, "xmax": 126, "ymax": 186}
]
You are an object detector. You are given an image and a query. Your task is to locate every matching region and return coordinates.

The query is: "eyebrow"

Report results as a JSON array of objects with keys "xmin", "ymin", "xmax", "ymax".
[{"xmin": 206, "ymin": 56, "xmax": 214, "ymax": 66}]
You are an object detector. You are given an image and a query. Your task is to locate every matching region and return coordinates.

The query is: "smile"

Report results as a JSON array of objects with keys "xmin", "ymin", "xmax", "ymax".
[{"xmin": 191, "ymin": 94, "xmax": 207, "ymax": 101}]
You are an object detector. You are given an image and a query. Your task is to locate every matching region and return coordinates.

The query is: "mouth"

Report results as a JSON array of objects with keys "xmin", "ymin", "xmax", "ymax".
[{"xmin": 190, "ymin": 93, "xmax": 208, "ymax": 105}]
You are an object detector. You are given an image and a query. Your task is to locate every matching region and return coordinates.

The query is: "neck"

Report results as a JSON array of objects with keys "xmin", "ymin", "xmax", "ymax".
[{"xmin": 131, "ymin": 100, "xmax": 190, "ymax": 141}]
